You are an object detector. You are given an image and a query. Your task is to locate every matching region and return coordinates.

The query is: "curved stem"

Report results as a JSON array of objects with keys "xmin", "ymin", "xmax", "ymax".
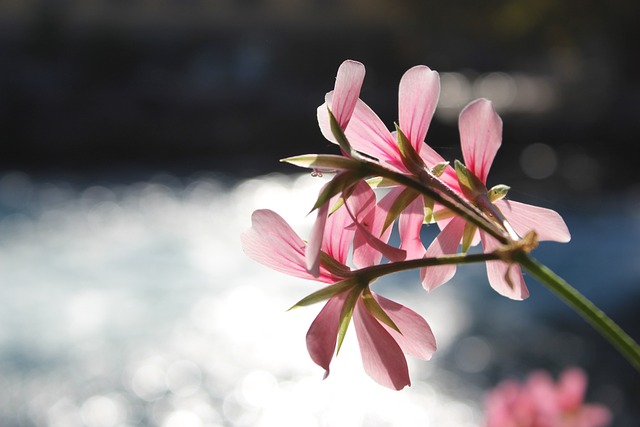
[{"xmin": 515, "ymin": 252, "xmax": 640, "ymax": 372}]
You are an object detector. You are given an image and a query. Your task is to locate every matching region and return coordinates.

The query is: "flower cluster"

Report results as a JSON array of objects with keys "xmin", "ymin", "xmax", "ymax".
[
  {"xmin": 241, "ymin": 60, "xmax": 570, "ymax": 389},
  {"xmin": 484, "ymin": 367, "xmax": 612, "ymax": 427}
]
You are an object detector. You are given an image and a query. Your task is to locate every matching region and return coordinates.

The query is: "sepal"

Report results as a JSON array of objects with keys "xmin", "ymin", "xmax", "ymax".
[
  {"xmin": 455, "ymin": 159, "xmax": 487, "ymax": 200},
  {"xmin": 282, "ymin": 154, "xmax": 362, "ymax": 171},
  {"xmin": 328, "ymin": 107, "xmax": 353, "ymax": 155},
  {"xmin": 361, "ymin": 288, "xmax": 401, "ymax": 334},
  {"xmin": 383, "ymin": 187, "xmax": 420, "ymax": 233},
  {"xmin": 431, "ymin": 161, "xmax": 450, "ymax": 177},
  {"xmin": 488, "ymin": 184, "xmax": 510, "ymax": 202},
  {"xmin": 288, "ymin": 279, "xmax": 357, "ymax": 310},
  {"xmin": 396, "ymin": 125, "xmax": 426, "ymax": 174}
]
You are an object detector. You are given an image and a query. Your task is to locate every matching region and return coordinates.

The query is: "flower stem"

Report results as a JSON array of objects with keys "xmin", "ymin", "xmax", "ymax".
[
  {"xmin": 359, "ymin": 252, "xmax": 500, "ymax": 282},
  {"xmin": 515, "ymin": 252, "xmax": 640, "ymax": 372}
]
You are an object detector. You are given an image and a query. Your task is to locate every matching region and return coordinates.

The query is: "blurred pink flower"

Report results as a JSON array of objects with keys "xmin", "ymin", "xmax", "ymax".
[
  {"xmin": 241, "ymin": 184, "xmax": 436, "ymax": 390},
  {"xmin": 484, "ymin": 367, "xmax": 612, "ymax": 427}
]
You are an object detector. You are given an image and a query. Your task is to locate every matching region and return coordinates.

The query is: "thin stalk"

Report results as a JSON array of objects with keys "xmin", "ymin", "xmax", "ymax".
[
  {"xmin": 516, "ymin": 252, "xmax": 640, "ymax": 372},
  {"xmin": 357, "ymin": 252, "xmax": 500, "ymax": 282}
]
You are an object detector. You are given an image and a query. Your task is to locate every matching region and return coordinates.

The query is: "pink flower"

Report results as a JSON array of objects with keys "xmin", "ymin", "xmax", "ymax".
[
  {"xmin": 241, "ymin": 185, "xmax": 436, "ymax": 390},
  {"xmin": 422, "ymin": 99, "xmax": 571, "ymax": 299},
  {"xmin": 317, "ymin": 62, "xmax": 459, "ymax": 272},
  {"xmin": 484, "ymin": 367, "xmax": 612, "ymax": 427},
  {"xmin": 306, "ymin": 60, "xmax": 366, "ymax": 277}
]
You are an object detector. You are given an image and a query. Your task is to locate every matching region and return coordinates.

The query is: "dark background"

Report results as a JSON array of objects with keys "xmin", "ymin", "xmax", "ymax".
[{"xmin": 1, "ymin": 0, "xmax": 639, "ymax": 193}]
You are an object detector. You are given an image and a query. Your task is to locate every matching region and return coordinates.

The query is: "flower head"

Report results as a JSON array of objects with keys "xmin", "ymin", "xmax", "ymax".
[
  {"xmin": 422, "ymin": 99, "xmax": 571, "ymax": 299},
  {"xmin": 241, "ymin": 184, "xmax": 436, "ymax": 390},
  {"xmin": 484, "ymin": 367, "xmax": 612, "ymax": 427}
]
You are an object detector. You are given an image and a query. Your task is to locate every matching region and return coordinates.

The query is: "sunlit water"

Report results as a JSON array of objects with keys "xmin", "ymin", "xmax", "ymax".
[{"xmin": 0, "ymin": 170, "xmax": 638, "ymax": 427}]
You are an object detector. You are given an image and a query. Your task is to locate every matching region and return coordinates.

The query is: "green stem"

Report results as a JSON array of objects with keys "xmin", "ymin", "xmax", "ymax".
[
  {"xmin": 516, "ymin": 252, "xmax": 640, "ymax": 372},
  {"xmin": 357, "ymin": 252, "xmax": 500, "ymax": 281}
]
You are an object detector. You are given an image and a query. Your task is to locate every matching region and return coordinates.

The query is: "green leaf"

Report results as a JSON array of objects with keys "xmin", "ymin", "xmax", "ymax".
[
  {"xmin": 281, "ymin": 154, "xmax": 361, "ymax": 171},
  {"xmin": 336, "ymin": 286, "xmax": 363, "ymax": 355},
  {"xmin": 454, "ymin": 160, "xmax": 487, "ymax": 200},
  {"xmin": 328, "ymin": 107, "xmax": 352, "ymax": 155},
  {"xmin": 461, "ymin": 221, "xmax": 477, "ymax": 253},
  {"xmin": 383, "ymin": 187, "xmax": 420, "ymax": 232},
  {"xmin": 361, "ymin": 288, "xmax": 401, "ymax": 333},
  {"xmin": 488, "ymin": 184, "xmax": 510, "ymax": 202},
  {"xmin": 287, "ymin": 279, "xmax": 356, "ymax": 310},
  {"xmin": 396, "ymin": 125, "xmax": 426, "ymax": 173}
]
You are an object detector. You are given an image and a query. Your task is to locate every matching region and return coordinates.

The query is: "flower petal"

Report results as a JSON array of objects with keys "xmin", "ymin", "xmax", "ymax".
[
  {"xmin": 322, "ymin": 195, "xmax": 357, "ymax": 265},
  {"xmin": 332, "ymin": 60, "xmax": 366, "ymax": 129},
  {"xmin": 353, "ymin": 300, "xmax": 410, "ymax": 390},
  {"xmin": 306, "ymin": 201, "xmax": 330, "ymax": 277},
  {"xmin": 372, "ymin": 292, "xmax": 437, "ymax": 360},
  {"xmin": 398, "ymin": 65, "xmax": 440, "ymax": 152},
  {"xmin": 421, "ymin": 216, "xmax": 466, "ymax": 291},
  {"xmin": 306, "ymin": 292, "xmax": 348, "ymax": 378},
  {"xmin": 242, "ymin": 210, "xmax": 337, "ymax": 282},
  {"xmin": 495, "ymin": 199, "xmax": 571, "ymax": 243},
  {"xmin": 459, "ymin": 98, "xmax": 502, "ymax": 184},
  {"xmin": 481, "ymin": 231, "xmax": 530, "ymax": 300},
  {"xmin": 557, "ymin": 367, "xmax": 587, "ymax": 411},
  {"xmin": 398, "ymin": 195, "xmax": 427, "ymax": 260},
  {"xmin": 352, "ymin": 184, "xmax": 406, "ymax": 268}
]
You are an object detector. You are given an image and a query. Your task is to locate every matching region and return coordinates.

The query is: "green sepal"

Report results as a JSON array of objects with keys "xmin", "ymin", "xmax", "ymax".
[
  {"xmin": 366, "ymin": 176, "xmax": 397, "ymax": 188},
  {"xmin": 319, "ymin": 252, "xmax": 352, "ymax": 277},
  {"xmin": 282, "ymin": 154, "xmax": 361, "ymax": 171},
  {"xmin": 396, "ymin": 125, "xmax": 426, "ymax": 173},
  {"xmin": 454, "ymin": 160, "xmax": 487, "ymax": 200},
  {"xmin": 383, "ymin": 187, "xmax": 420, "ymax": 232},
  {"xmin": 328, "ymin": 196, "xmax": 345, "ymax": 216},
  {"xmin": 461, "ymin": 221, "xmax": 478, "ymax": 253},
  {"xmin": 423, "ymin": 197, "xmax": 435, "ymax": 223},
  {"xmin": 287, "ymin": 279, "xmax": 356, "ymax": 310},
  {"xmin": 488, "ymin": 184, "xmax": 510, "ymax": 202},
  {"xmin": 311, "ymin": 170, "xmax": 367, "ymax": 212},
  {"xmin": 328, "ymin": 107, "xmax": 352, "ymax": 155},
  {"xmin": 361, "ymin": 288, "xmax": 401, "ymax": 334},
  {"xmin": 336, "ymin": 286, "xmax": 363, "ymax": 355},
  {"xmin": 431, "ymin": 161, "xmax": 450, "ymax": 177}
]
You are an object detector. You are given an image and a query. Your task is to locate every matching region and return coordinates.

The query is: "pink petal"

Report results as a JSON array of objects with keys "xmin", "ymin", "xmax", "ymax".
[
  {"xmin": 557, "ymin": 367, "xmax": 587, "ymax": 410},
  {"xmin": 459, "ymin": 99, "xmax": 502, "ymax": 184},
  {"xmin": 241, "ymin": 210, "xmax": 335, "ymax": 283},
  {"xmin": 353, "ymin": 300, "xmax": 410, "ymax": 390},
  {"xmin": 421, "ymin": 216, "xmax": 466, "ymax": 291},
  {"xmin": 332, "ymin": 60, "xmax": 366, "ymax": 129},
  {"xmin": 398, "ymin": 65, "xmax": 440, "ymax": 152},
  {"xmin": 322, "ymin": 194, "xmax": 358, "ymax": 265},
  {"xmin": 306, "ymin": 201, "xmax": 330, "ymax": 277},
  {"xmin": 494, "ymin": 199, "xmax": 571, "ymax": 243},
  {"xmin": 345, "ymin": 99, "xmax": 403, "ymax": 167},
  {"xmin": 306, "ymin": 292, "xmax": 348, "ymax": 378},
  {"xmin": 577, "ymin": 405, "xmax": 612, "ymax": 427},
  {"xmin": 372, "ymin": 292, "xmax": 437, "ymax": 360},
  {"xmin": 481, "ymin": 231, "xmax": 530, "ymax": 300},
  {"xmin": 352, "ymin": 185, "xmax": 406, "ymax": 268},
  {"xmin": 398, "ymin": 196, "xmax": 427, "ymax": 260}
]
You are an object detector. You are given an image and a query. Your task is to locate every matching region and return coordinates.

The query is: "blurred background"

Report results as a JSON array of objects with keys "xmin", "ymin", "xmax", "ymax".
[{"xmin": 1, "ymin": 1, "xmax": 639, "ymax": 426}]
